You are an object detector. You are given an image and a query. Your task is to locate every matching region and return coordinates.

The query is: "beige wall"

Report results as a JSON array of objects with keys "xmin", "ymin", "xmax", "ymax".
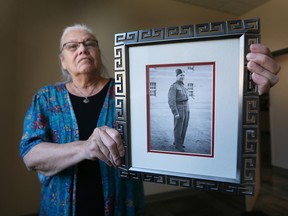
[
  {"xmin": 241, "ymin": 0, "xmax": 288, "ymax": 169},
  {"xmin": 1, "ymin": 0, "xmax": 18, "ymax": 214},
  {"xmin": 241, "ymin": 0, "xmax": 288, "ymax": 51},
  {"xmin": 269, "ymin": 54, "xmax": 288, "ymax": 169},
  {"xmin": 0, "ymin": 0, "xmax": 286, "ymax": 215}
]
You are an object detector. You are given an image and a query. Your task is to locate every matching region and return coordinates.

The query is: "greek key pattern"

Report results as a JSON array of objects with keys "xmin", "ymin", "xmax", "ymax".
[
  {"xmin": 243, "ymin": 97, "xmax": 259, "ymax": 125},
  {"xmin": 245, "ymin": 36, "xmax": 260, "ymax": 62},
  {"xmin": 114, "ymin": 44, "xmax": 127, "ymax": 137},
  {"xmin": 227, "ymin": 19, "xmax": 259, "ymax": 33},
  {"xmin": 115, "ymin": 18, "xmax": 260, "ymax": 196},
  {"xmin": 241, "ymin": 95, "xmax": 259, "ymax": 190},
  {"xmin": 195, "ymin": 21, "xmax": 225, "ymax": 36},
  {"xmin": 114, "ymin": 46, "xmax": 125, "ymax": 71},
  {"xmin": 242, "ymin": 158, "xmax": 256, "ymax": 182},
  {"xmin": 115, "ymin": 97, "xmax": 125, "ymax": 118},
  {"xmin": 167, "ymin": 177, "xmax": 192, "ymax": 187},
  {"xmin": 223, "ymin": 184, "xmax": 254, "ymax": 195},
  {"xmin": 115, "ymin": 18, "xmax": 259, "ymax": 45},
  {"xmin": 118, "ymin": 170, "xmax": 254, "ymax": 195},
  {"xmin": 166, "ymin": 25, "xmax": 194, "ymax": 39},
  {"xmin": 115, "ymin": 31, "xmax": 138, "ymax": 46},
  {"xmin": 242, "ymin": 128, "xmax": 258, "ymax": 154},
  {"xmin": 244, "ymin": 67, "xmax": 258, "ymax": 94}
]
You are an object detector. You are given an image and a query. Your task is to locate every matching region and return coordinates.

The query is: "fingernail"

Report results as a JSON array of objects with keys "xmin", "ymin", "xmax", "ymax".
[
  {"xmin": 246, "ymin": 53, "xmax": 255, "ymax": 60},
  {"xmin": 120, "ymin": 150, "xmax": 125, "ymax": 157}
]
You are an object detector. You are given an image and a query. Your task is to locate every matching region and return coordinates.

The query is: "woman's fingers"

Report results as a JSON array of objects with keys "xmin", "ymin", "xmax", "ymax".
[
  {"xmin": 87, "ymin": 126, "xmax": 124, "ymax": 167},
  {"xmin": 246, "ymin": 44, "xmax": 281, "ymax": 95}
]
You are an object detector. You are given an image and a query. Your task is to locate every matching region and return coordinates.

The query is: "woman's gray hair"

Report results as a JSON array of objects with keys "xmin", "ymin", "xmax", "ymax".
[
  {"xmin": 59, "ymin": 24, "xmax": 106, "ymax": 83},
  {"xmin": 59, "ymin": 24, "xmax": 95, "ymax": 51}
]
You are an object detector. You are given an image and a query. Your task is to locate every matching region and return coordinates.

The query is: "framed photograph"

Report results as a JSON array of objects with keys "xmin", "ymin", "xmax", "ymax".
[{"xmin": 114, "ymin": 18, "xmax": 260, "ymax": 195}]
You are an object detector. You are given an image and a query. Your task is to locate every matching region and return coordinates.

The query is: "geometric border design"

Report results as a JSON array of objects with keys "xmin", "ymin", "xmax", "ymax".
[{"xmin": 114, "ymin": 18, "xmax": 260, "ymax": 195}]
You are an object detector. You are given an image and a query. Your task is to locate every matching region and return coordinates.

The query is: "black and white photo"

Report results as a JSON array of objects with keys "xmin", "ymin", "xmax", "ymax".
[{"xmin": 147, "ymin": 63, "xmax": 214, "ymax": 157}]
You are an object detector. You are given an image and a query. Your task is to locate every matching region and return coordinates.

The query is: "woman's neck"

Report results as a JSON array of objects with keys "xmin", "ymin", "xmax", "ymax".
[
  {"xmin": 67, "ymin": 76, "xmax": 110, "ymax": 98},
  {"xmin": 72, "ymin": 74, "xmax": 100, "ymax": 89}
]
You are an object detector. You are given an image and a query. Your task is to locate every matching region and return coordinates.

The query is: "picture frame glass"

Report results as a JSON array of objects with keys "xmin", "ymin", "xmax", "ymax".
[{"xmin": 129, "ymin": 37, "xmax": 243, "ymax": 183}]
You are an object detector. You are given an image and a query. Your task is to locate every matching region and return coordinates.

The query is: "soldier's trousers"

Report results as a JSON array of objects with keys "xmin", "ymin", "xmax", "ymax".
[{"xmin": 174, "ymin": 102, "xmax": 189, "ymax": 149}]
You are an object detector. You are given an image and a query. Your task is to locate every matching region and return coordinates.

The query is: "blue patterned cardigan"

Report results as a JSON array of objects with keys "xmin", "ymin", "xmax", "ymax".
[{"xmin": 20, "ymin": 80, "xmax": 144, "ymax": 216}]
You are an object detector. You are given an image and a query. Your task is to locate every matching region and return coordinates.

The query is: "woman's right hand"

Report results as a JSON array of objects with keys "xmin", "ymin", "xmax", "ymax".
[
  {"xmin": 23, "ymin": 126, "xmax": 125, "ymax": 176},
  {"xmin": 84, "ymin": 126, "xmax": 125, "ymax": 167}
]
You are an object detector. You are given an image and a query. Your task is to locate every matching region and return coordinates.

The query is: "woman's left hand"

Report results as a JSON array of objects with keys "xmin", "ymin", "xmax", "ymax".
[{"xmin": 247, "ymin": 43, "xmax": 281, "ymax": 95}]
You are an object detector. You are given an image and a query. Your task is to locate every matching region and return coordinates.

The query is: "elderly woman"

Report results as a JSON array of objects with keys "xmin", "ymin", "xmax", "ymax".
[
  {"xmin": 20, "ymin": 24, "xmax": 144, "ymax": 216},
  {"xmin": 20, "ymin": 24, "xmax": 280, "ymax": 216}
]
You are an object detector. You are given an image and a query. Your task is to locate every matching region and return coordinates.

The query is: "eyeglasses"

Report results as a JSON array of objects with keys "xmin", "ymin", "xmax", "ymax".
[{"xmin": 61, "ymin": 40, "xmax": 98, "ymax": 52}]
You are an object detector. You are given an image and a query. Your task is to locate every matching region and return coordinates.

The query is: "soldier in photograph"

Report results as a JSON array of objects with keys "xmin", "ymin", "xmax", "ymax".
[{"xmin": 168, "ymin": 68, "xmax": 190, "ymax": 152}]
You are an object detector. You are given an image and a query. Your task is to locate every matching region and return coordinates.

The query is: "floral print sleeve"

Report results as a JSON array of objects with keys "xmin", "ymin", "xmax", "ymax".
[
  {"xmin": 19, "ymin": 81, "xmax": 144, "ymax": 216},
  {"xmin": 20, "ymin": 87, "xmax": 51, "ymax": 158}
]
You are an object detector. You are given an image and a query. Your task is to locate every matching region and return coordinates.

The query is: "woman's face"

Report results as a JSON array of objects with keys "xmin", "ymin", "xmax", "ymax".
[{"xmin": 60, "ymin": 29, "xmax": 101, "ymax": 79}]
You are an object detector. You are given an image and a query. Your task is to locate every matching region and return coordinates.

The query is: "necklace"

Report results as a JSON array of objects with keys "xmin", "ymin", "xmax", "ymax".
[{"xmin": 72, "ymin": 82, "xmax": 98, "ymax": 103}]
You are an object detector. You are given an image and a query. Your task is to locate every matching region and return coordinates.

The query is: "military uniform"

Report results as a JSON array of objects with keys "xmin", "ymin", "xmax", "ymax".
[{"xmin": 168, "ymin": 80, "xmax": 190, "ymax": 151}]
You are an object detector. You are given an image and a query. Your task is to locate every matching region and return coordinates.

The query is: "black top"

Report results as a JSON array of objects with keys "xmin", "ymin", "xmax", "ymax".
[{"xmin": 69, "ymin": 80, "xmax": 111, "ymax": 216}]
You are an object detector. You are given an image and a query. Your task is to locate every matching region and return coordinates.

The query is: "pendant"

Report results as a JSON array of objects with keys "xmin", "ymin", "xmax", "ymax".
[{"xmin": 83, "ymin": 98, "xmax": 90, "ymax": 103}]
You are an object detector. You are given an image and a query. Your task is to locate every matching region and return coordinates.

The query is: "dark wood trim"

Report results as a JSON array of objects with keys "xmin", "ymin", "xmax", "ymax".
[
  {"xmin": 272, "ymin": 166, "xmax": 288, "ymax": 177},
  {"xmin": 272, "ymin": 48, "xmax": 288, "ymax": 57}
]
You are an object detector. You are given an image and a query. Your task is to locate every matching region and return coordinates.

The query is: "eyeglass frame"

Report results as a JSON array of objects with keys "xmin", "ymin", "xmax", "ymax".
[{"xmin": 61, "ymin": 39, "xmax": 98, "ymax": 52}]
